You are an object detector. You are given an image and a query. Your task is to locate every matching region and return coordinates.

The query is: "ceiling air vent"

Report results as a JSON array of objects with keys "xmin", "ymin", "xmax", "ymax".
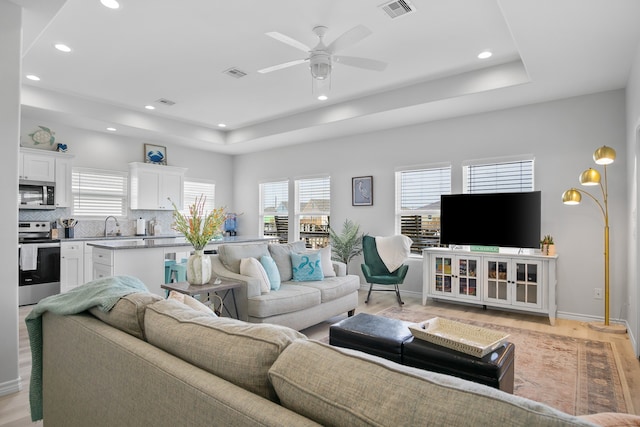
[
  {"xmin": 223, "ymin": 67, "xmax": 248, "ymax": 79},
  {"xmin": 156, "ymin": 98, "xmax": 176, "ymax": 106},
  {"xmin": 379, "ymin": 0, "xmax": 415, "ymax": 19}
]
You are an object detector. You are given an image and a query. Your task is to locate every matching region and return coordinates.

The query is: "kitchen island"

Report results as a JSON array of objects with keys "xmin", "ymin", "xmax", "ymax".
[{"xmin": 87, "ymin": 236, "xmax": 276, "ymax": 296}]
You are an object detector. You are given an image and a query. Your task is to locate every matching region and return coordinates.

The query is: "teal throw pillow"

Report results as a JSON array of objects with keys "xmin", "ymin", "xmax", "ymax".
[
  {"xmin": 291, "ymin": 251, "xmax": 324, "ymax": 282},
  {"xmin": 260, "ymin": 255, "xmax": 281, "ymax": 290}
]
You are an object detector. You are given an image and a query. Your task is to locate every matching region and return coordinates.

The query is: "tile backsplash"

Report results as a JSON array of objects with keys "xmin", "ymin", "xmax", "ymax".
[{"xmin": 19, "ymin": 207, "xmax": 175, "ymax": 238}]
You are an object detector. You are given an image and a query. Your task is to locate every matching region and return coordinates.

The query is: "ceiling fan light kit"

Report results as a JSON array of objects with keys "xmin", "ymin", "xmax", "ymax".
[{"xmin": 259, "ymin": 24, "xmax": 387, "ymax": 98}]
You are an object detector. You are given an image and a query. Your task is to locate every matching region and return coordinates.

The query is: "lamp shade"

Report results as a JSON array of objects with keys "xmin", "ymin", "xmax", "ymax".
[
  {"xmin": 594, "ymin": 146, "xmax": 616, "ymax": 165},
  {"xmin": 562, "ymin": 188, "xmax": 582, "ymax": 205},
  {"xmin": 310, "ymin": 54, "xmax": 331, "ymax": 80},
  {"xmin": 579, "ymin": 168, "xmax": 601, "ymax": 186}
]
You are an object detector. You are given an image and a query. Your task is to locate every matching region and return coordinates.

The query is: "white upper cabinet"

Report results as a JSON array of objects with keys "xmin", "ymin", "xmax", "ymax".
[
  {"xmin": 129, "ymin": 162, "xmax": 187, "ymax": 210},
  {"xmin": 20, "ymin": 150, "xmax": 55, "ymax": 182},
  {"xmin": 54, "ymin": 156, "xmax": 73, "ymax": 207}
]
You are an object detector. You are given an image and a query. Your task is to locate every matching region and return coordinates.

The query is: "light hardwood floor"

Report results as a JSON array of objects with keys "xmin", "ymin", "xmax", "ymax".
[{"xmin": 2, "ymin": 291, "xmax": 639, "ymax": 426}]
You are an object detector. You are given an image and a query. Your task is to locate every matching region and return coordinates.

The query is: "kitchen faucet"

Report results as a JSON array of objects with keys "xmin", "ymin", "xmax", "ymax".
[{"xmin": 104, "ymin": 216, "xmax": 120, "ymax": 237}]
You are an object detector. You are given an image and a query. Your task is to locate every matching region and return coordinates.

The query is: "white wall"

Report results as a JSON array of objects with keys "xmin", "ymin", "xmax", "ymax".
[
  {"xmin": 233, "ymin": 90, "xmax": 628, "ymax": 322},
  {"xmin": 0, "ymin": 0, "xmax": 22, "ymax": 396},
  {"xmin": 625, "ymin": 40, "xmax": 640, "ymax": 356}
]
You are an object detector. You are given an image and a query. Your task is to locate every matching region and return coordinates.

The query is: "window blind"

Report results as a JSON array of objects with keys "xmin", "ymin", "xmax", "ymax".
[
  {"xmin": 296, "ymin": 177, "xmax": 330, "ymax": 214},
  {"xmin": 72, "ymin": 168, "xmax": 127, "ymax": 217},
  {"xmin": 465, "ymin": 160, "xmax": 534, "ymax": 193},
  {"xmin": 183, "ymin": 180, "xmax": 215, "ymax": 213},
  {"xmin": 260, "ymin": 181, "xmax": 289, "ymax": 214}
]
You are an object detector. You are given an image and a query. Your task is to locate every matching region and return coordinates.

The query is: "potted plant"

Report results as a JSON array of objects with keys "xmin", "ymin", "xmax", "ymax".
[
  {"xmin": 328, "ymin": 219, "xmax": 363, "ymax": 274},
  {"xmin": 541, "ymin": 234, "xmax": 555, "ymax": 256},
  {"xmin": 170, "ymin": 195, "xmax": 226, "ymax": 285}
]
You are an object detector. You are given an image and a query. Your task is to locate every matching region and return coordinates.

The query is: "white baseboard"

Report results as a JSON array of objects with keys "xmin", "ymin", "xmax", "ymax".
[{"xmin": 0, "ymin": 376, "xmax": 22, "ymax": 397}]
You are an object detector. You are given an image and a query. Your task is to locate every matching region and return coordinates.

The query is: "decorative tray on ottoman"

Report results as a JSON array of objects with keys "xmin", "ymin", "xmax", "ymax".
[{"xmin": 408, "ymin": 317, "xmax": 509, "ymax": 358}]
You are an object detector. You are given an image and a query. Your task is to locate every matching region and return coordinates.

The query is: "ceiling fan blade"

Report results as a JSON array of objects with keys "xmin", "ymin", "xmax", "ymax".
[
  {"xmin": 265, "ymin": 31, "xmax": 310, "ymax": 52},
  {"xmin": 333, "ymin": 55, "xmax": 387, "ymax": 71},
  {"xmin": 326, "ymin": 25, "xmax": 372, "ymax": 54},
  {"xmin": 257, "ymin": 58, "xmax": 308, "ymax": 74}
]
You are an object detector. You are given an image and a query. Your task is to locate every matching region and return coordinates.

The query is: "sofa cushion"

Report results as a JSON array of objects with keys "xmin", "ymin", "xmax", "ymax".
[
  {"xmin": 145, "ymin": 299, "xmax": 305, "ymax": 402},
  {"xmin": 294, "ymin": 274, "xmax": 361, "ymax": 303},
  {"xmin": 167, "ymin": 290, "xmax": 216, "ymax": 316},
  {"xmin": 240, "ymin": 257, "xmax": 270, "ymax": 293},
  {"xmin": 248, "ymin": 284, "xmax": 320, "ymax": 319},
  {"xmin": 261, "ymin": 255, "xmax": 281, "ymax": 290},
  {"xmin": 269, "ymin": 340, "xmax": 594, "ymax": 427},
  {"xmin": 218, "ymin": 243, "xmax": 269, "ymax": 274},
  {"xmin": 268, "ymin": 241, "xmax": 306, "ymax": 281},
  {"xmin": 88, "ymin": 292, "xmax": 162, "ymax": 340},
  {"xmin": 291, "ymin": 251, "xmax": 324, "ymax": 281}
]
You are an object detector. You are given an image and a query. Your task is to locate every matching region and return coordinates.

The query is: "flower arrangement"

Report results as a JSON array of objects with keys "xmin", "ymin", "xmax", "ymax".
[{"xmin": 170, "ymin": 195, "xmax": 226, "ymax": 250}]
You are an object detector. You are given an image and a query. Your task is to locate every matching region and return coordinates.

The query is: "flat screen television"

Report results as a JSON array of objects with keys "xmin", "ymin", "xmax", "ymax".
[{"xmin": 439, "ymin": 191, "xmax": 541, "ymax": 249}]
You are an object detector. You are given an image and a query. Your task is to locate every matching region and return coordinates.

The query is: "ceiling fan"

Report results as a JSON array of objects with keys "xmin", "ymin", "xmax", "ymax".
[{"xmin": 257, "ymin": 25, "xmax": 387, "ymax": 82}]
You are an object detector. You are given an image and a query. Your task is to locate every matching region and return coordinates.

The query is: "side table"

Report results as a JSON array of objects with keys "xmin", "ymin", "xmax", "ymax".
[{"xmin": 161, "ymin": 278, "xmax": 242, "ymax": 319}]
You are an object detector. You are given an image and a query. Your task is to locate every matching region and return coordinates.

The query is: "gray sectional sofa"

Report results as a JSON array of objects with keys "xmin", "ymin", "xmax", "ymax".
[
  {"xmin": 37, "ymin": 292, "xmax": 636, "ymax": 426},
  {"xmin": 211, "ymin": 241, "xmax": 360, "ymax": 331}
]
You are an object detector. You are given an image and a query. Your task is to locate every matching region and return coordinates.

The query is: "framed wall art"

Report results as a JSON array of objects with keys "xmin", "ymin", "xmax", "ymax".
[
  {"xmin": 352, "ymin": 176, "xmax": 373, "ymax": 206},
  {"xmin": 144, "ymin": 143, "xmax": 167, "ymax": 165}
]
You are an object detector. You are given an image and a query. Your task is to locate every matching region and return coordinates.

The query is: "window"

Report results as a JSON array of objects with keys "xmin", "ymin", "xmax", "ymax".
[
  {"xmin": 396, "ymin": 165, "xmax": 451, "ymax": 254},
  {"xmin": 72, "ymin": 168, "xmax": 128, "ymax": 217},
  {"xmin": 463, "ymin": 158, "xmax": 534, "ymax": 193},
  {"xmin": 260, "ymin": 180, "xmax": 289, "ymax": 242},
  {"xmin": 295, "ymin": 176, "xmax": 330, "ymax": 248},
  {"xmin": 183, "ymin": 179, "xmax": 216, "ymax": 213}
]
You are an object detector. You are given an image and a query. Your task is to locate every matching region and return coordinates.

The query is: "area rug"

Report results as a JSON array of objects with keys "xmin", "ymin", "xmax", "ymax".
[{"xmin": 374, "ymin": 306, "xmax": 630, "ymax": 416}]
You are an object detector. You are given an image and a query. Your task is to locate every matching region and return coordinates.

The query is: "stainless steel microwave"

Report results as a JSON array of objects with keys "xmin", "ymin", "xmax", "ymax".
[{"xmin": 19, "ymin": 181, "xmax": 55, "ymax": 210}]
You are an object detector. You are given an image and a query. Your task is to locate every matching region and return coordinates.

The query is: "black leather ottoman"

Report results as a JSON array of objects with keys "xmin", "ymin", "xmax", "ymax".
[
  {"xmin": 403, "ymin": 337, "xmax": 515, "ymax": 393},
  {"xmin": 329, "ymin": 313, "xmax": 515, "ymax": 393},
  {"xmin": 329, "ymin": 313, "xmax": 413, "ymax": 363}
]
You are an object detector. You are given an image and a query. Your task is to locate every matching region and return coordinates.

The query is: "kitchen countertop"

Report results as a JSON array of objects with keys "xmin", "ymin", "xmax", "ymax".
[
  {"xmin": 59, "ymin": 234, "xmax": 182, "ymax": 242},
  {"xmin": 86, "ymin": 235, "xmax": 276, "ymax": 250}
]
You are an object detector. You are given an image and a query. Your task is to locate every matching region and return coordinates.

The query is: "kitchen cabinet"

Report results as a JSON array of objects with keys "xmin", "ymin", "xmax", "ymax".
[
  {"xmin": 129, "ymin": 162, "xmax": 187, "ymax": 210},
  {"xmin": 54, "ymin": 156, "xmax": 73, "ymax": 207},
  {"xmin": 423, "ymin": 248, "xmax": 557, "ymax": 325},
  {"xmin": 19, "ymin": 150, "xmax": 55, "ymax": 182},
  {"xmin": 60, "ymin": 241, "xmax": 83, "ymax": 293}
]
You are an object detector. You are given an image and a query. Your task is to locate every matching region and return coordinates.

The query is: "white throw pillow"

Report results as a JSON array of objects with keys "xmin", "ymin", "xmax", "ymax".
[
  {"xmin": 240, "ymin": 257, "xmax": 271, "ymax": 293},
  {"xmin": 319, "ymin": 245, "xmax": 336, "ymax": 277},
  {"xmin": 167, "ymin": 290, "xmax": 217, "ymax": 316}
]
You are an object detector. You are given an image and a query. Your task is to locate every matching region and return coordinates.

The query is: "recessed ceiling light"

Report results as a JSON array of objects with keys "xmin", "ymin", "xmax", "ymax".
[
  {"xmin": 144, "ymin": 105, "xmax": 155, "ymax": 110},
  {"xmin": 106, "ymin": 127, "xmax": 117, "ymax": 132},
  {"xmin": 100, "ymin": 0, "xmax": 120, "ymax": 9},
  {"xmin": 217, "ymin": 123, "xmax": 227, "ymax": 128},
  {"xmin": 478, "ymin": 50, "xmax": 492, "ymax": 59},
  {"xmin": 26, "ymin": 74, "xmax": 41, "ymax": 81},
  {"xmin": 54, "ymin": 43, "xmax": 72, "ymax": 53},
  {"xmin": 317, "ymin": 95, "xmax": 328, "ymax": 101}
]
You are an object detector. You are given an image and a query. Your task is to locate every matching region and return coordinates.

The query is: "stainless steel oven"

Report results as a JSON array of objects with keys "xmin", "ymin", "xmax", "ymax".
[{"xmin": 19, "ymin": 222, "xmax": 60, "ymax": 306}]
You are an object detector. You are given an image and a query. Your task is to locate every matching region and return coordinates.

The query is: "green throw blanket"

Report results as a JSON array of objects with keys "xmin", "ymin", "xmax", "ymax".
[{"xmin": 25, "ymin": 275, "xmax": 148, "ymax": 422}]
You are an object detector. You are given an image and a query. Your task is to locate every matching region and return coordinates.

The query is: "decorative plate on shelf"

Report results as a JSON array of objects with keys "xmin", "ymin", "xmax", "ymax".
[
  {"xmin": 408, "ymin": 317, "xmax": 510, "ymax": 358},
  {"xmin": 21, "ymin": 126, "xmax": 57, "ymax": 150}
]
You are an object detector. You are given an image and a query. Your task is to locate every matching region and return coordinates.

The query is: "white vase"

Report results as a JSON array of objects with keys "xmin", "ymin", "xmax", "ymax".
[{"xmin": 186, "ymin": 249, "xmax": 212, "ymax": 285}]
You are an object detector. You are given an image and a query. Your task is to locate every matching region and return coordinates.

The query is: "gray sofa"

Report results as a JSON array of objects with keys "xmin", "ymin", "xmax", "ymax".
[
  {"xmin": 211, "ymin": 241, "xmax": 360, "ymax": 331},
  {"xmin": 38, "ymin": 293, "xmax": 634, "ymax": 426}
]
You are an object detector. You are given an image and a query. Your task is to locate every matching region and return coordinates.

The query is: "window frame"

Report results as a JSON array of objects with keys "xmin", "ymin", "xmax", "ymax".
[
  {"xmin": 294, "ymin": 175, "xmax": 331, "ymax": 248},
  {"xmin": 462, "ymin": 155, "xmax": 535, "ymax": 194},
  {"xmin": 259, "ymin": 180, "xmax": 290, "ymax": 241}
]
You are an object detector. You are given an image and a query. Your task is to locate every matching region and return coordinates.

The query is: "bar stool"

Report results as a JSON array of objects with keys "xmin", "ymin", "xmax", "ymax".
[
  {"xmin": 164, "ymin": 260, "xmax": 176, "ymax": 284},
  {"xmin": 170, "ymin": 259, "xmax": 188, "ymax": 283}
]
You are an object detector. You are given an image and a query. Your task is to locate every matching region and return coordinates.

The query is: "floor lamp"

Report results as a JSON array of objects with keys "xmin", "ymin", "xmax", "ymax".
[{"xmin": 561, "ymin": 145, "xmax": 626, "ymax": 334}]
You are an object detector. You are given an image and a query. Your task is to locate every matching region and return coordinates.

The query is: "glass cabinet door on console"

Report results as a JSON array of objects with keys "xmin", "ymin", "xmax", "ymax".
[
  {"xmin": 483, "ymin": 259, "xmax": 542, "ymax": 308},
  {"xmin": 431, "ymin": 254, "xmax": 481, "ymax": 301},
  {"xmin": 484, "ymin": 259, "xmax": 510, "ymax": 304},
  {"xmin": 513, "ymin": 260, "xmax": 542, "ymax": 309}
]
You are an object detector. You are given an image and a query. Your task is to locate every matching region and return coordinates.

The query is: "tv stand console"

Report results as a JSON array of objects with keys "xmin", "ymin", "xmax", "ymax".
[{"xmin": 422, "ymin": 248, "xmax": 557, "ymax": 325}]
